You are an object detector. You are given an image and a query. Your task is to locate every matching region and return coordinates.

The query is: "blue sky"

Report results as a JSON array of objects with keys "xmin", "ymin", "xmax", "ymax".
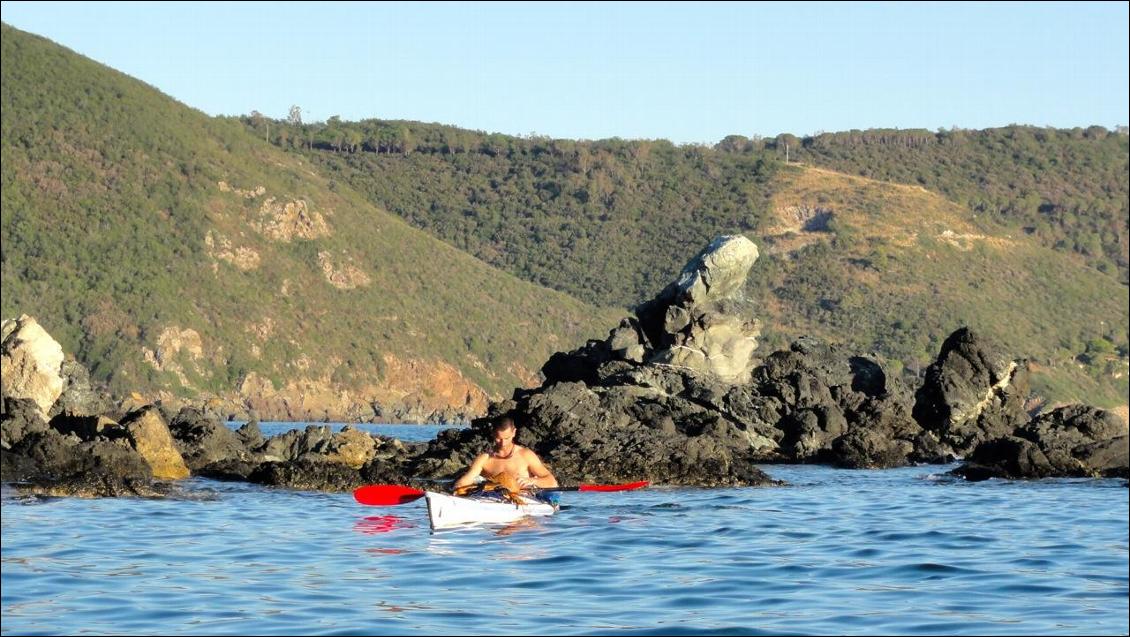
[{"xmin": 2, "ymin": 1, "xmax": 1127, "ymax": 144}]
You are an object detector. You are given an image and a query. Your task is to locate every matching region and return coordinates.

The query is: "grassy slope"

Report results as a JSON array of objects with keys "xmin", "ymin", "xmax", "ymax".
[
  {"xmin": 0, "ymin": 24, "xmax": 620, "ymax": 405},
  {"xmin": 758, "ymin": 165, "xmax": 1128, "ymax": 407}
]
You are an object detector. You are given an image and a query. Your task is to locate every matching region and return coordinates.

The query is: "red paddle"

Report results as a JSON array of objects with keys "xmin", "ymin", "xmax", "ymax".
[
  {"xmin": 352, "ymin": 480, "xmax": 651, "ymax": 506},
  {"xmin": 353, "ymin": 484, "xmax": 428, "ymax": 505}
]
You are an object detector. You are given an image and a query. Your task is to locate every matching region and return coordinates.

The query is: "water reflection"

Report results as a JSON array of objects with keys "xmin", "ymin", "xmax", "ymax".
[
  {"xmin": 354, "ymin": 514, "xmax": 415, "ymax": 535},
  {"xmin": 492, "ymin": 517, "xmax": 543, "ymax": 537}
]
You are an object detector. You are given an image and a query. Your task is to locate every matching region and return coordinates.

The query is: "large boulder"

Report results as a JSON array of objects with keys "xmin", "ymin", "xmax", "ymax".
[
  {"xmin": 913, "ymin": 328, "xmax": 1030, "ymax": 456},
  {"xmin": 119, "ymin": 406, "xmax": 191, "ymax": 480},
  {"xmin": 1, "ymin": 315, "xmax": 66, "ymax": 421},
  {"xmin": 636, "ymin": 235, "xmax": 762, "ymax": 383}
]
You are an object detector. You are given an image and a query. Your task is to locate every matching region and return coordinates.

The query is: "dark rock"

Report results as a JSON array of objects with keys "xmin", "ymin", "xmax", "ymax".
[
  {"xmin": 848, "ymin": 356, "xmax": 890, "ymax": 398},
  {"xmin": 832, "ymin": 427, "xmax": 913, "ymax": 469},
  {"xmin": 410, "ymin": 423, "xmax": 495, "ymax": 479},
  {"xmin": 1, "ymin": 397, "xmax": 49, "ymax": 449},
  {"xmin": 909, "ymin": 431, "xmax": 956, "ymax": 465},
  {"xmin": 257, "ymin": 425, "xmax": 335, "ymax": 462},
  {"xmin": 541, "ymin": 339, "xmax": 611, "ymax": 386},
  {"xmin": 953, "ymin": 436, "xmax": 1053, "ymax": 481},
  {"xmin": 4, "ymin": 429, "xmax": 157, "ymax": 496},
  {"xmin": 195, "ymin": 458, "xmax": 262, "ymax": 481},
  {"xmin": 48, "ymin": 358, "xmax": 113, "ymax": 418},
  {"xmin": 779, "ymin": 406, "xmax": 847, "ymax": 460},
  {"xmin": 913, "ymin": 328, "xmax": 1031, "ymax": 455},
  {"xmin": 235, "ymin": 419, "xmax": 264, "ymax": 449},
  {"xmin": 168, "ymin": 407, "xmax": 248, "ymax": 470},
  {"xmin": 1, "ymin": 447, "xmax": 41, "ymax": 482},
  {"xmin": 748, "ymin": 339, "xmax": 924, "ymax": 467},
  {"xmin": 1015, "ymin": 405, "xmax": 1126, "ymax": 476},
  {"xmin": 248, "ymin": 459, "xmax": 363, "ymax": 491},
  {"xmin": 49, "ymin": 413, "xmax": 127, "ymax": 442},
  {"xmin": 608, "ymin": 318, "xmax": 647, "ymax": 363},
  {"xmin": 360, "ymin": 454, "xmax": 418, "ymax": 485},
  {"xmin": 954, "ymin": 405, "xmax": 1128, "ymax": 480},
  {"xmin": 830, "ymin": 398, "xmax": 921, "ymax": 469}
]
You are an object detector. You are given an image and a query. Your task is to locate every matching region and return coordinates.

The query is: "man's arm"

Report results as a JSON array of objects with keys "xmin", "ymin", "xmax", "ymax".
[
  {"xmin": 453, "ymin": 453, "xmax": 489, "ymax": 490},
  {"xmin": 521, "ymin": 449, "xmax": 558, "ymax": 488}
]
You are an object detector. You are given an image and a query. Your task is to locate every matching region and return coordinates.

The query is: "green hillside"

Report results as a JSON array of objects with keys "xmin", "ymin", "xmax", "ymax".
[
  {"xmin": 251, "ymin": 118, "xmax": 1128, "ymax": 408},
  {"xmin": 749, "ymin": 127, "xmax": 1129, "ymax": 285},
  {"xmin": 243, "ymin": 116, "xmax": 778, "ymax": 309},
  {"xmin": 0, "ymin": 24, "xmax": 620, "ymax": 418},
  {"xmin": 2, "ymin": 22, "xmax": 1125, "ymax": 416},
  {"xmin": 758, "ymin": 166, "xmax": 1128, "ymax": 407}
]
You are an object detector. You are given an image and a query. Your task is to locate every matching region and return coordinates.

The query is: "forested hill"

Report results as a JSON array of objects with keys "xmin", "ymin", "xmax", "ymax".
[
  {"xmin": 0, "ymin": 24, "xmax": 620, "ymax": 421},
  {"xmin": 1, "ymin": 21, "xmax": 1124, "ymax": 417},
  {"xmin": 244, "ymin": 116, "xmax": 1128, "ymax": 409},
  {"xmin": 249, "ymin": 116, "xmax": 1128, "ymax": 300}
]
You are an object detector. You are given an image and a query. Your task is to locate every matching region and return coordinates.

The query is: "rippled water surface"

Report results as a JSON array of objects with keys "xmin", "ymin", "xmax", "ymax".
[{"xmin": 3, "ymin": 424, "xmax": 1127, "ymax": 635}]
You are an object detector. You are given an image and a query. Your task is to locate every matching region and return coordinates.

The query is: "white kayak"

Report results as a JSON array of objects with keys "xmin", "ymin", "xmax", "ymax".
[{"xmin": 424, "ymin": 491, "xmax": 558, "ymax": 530}]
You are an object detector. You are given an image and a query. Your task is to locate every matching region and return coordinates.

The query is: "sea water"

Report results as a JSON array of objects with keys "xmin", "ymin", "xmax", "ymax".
[{"xmin": 3, "ymin": 423, "xmax": 1127, "ymax": 635}]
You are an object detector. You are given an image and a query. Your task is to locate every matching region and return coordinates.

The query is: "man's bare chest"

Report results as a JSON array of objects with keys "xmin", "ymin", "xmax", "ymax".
[{"xmin": 483, "ymin": 453, "xmax": 528, "ymax": 477}]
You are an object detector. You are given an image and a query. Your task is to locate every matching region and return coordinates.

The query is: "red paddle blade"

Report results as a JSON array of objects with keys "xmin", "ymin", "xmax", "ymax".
[
  {"xmin": 353, "ymin": 485, "xmax": 426, "ymax": 505},
  {"xmin": 577, "ymin": 480, "xmax": 650, "ymax": 492}
]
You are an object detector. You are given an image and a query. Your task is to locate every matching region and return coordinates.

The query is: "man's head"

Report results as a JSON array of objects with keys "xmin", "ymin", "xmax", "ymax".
[{"xmin": 492, "ymin": 416, "xmax": 516, "ymax": 449}]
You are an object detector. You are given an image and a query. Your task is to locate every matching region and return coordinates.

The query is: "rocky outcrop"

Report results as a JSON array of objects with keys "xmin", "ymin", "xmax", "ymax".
[
  {"xmin": 540, "ymin": 236, "xmax": 763, "ymax": 388},
  {"xmin": 252, "ymin": 198, "xmax": 330, "ymax": 242},
  {"xmin": 168, "ymin": 407, "xmax": 251, "ymax": 470},
  {"xmin": 4, "ymin": 230, "xmax": 1126, "ymax": 496},
  {"xmin": 954, "ymin": 405, "xmax": 1129, "ymax": 480},
  {"xmin": 49, "ymin": 358, "xmax": 114, "ymax": 418},
  {"xmin": 746, "ymin": 339, "xmax": 940, "ymax": 468},
  {"xmin": 2, "ymin": 430, "xmax": 162, "ymax": 497},
  {"xmin": 635, "ymin": 235, "xmax": 762, "ymax": 383},
  {"xmin": 2, "ymin": 397, "xmax": 425, "ymax": 495},
  {"xmin": 205, "ymin": 231, "xmax": 261, "ymax": 271},
  {"xmin": 1, "ymin": 401, "xmax": 160, "ymax": 497},
  {"xmin": 454, "ymin": 237, "xmax": 939, "ymax": 485},
  {"xmin": 912, "ymin": 328, "xmax": 1030, "ymax": 456},
  {"xmin": 317, "ymin": 251, "xmax": 371, "ymax": 289},
  {"xmin": 2, "ymin": 315, "xmax": 66, "ymax": 420},
  {"xmin": 119, "ymin": 406, "xmax": 191, "ymax": 480},
  {"xmin": 414, "ymin": 379, "xmax": 777, "ymax": 487}
]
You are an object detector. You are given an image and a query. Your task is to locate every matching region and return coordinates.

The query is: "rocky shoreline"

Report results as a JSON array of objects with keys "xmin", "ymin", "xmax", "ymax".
[{"xmin": 3, "ymin": 236, "xmax": 1126, "ymax": 497}]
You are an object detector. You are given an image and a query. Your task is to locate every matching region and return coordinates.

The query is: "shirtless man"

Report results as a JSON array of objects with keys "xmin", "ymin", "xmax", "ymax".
[{"xmin": 453, "ymin": 417, "xmax": 558, "ymax": 492}]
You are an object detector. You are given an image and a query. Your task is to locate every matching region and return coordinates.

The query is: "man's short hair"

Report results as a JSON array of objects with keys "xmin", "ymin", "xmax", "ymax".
[{"xmin": 492, "ymin": 416, "xmax": 516, "ymax": 432}]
